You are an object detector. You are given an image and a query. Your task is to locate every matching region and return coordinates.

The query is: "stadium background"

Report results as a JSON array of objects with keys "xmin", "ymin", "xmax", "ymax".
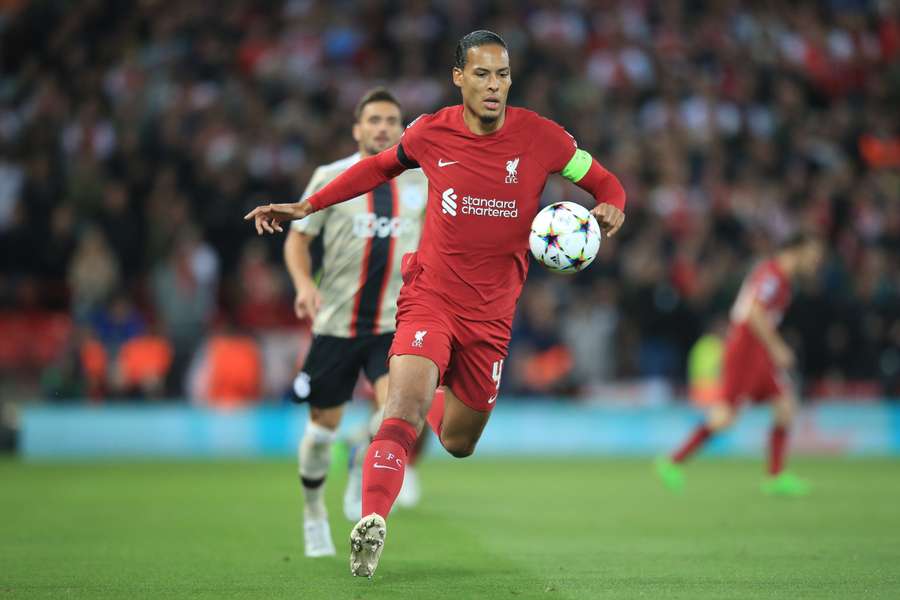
[
  {"xmin": 2, "ymin": 0, "xmax": 900, "ymax": 414},
  {"xmin": 3, "ymin": 2, "xmax": 900, "ymax": 598}
]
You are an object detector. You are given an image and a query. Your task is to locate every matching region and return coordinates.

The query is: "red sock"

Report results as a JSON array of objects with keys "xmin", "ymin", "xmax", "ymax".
[
  {"xmin": 426, "ymin": 388, "xmax": 445, "ymax": 438},
  {"xmin": 362, "ymin": 418, "xmax": 418, "ymax": 519},
  {"xmin": 769, "ymin": 425, "xmax": 788, "ymax": 475},
  {"xmin": 672, "ymin": 424, "xmax": 712, "ymax": 463},
  {"xmin": 408, "ymin": 430, "xmax": 428, "ymax": 466}
]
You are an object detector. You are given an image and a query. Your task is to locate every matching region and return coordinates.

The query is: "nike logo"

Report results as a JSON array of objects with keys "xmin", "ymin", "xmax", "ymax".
[
  {"xmin": 487, "ymin": 394, "xmax": 497, "ymax": 404},
  {"xmin": 438, "ymin": 159, "xmax": 458, "ymax": 167},
  {"xmin": 373, "ymin": 463, "xmax": 400, "ymax": 471}
]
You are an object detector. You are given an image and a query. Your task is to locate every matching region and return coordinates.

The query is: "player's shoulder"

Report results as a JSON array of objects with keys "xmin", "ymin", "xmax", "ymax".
[
  {"xmin": 756, "ymin": 258, "xmax": 785, "ymax": 280},
  {"xmin": 315, "ymin": 153, "xmax": 361, "ymax": 181},
  {"xmin": 749, "ymin": 258, "xmax": 787, "ymax": 296},
  {"xmin": 508, "ymin": 107, "xmax": 576, "ymax": 154},
  {"xmin": 405, "ymin": 106, "xmax": 458, "ymax": 133},
  {"xmin": 748, "ymin": 259, "xmax": 772, "ymax": 281},
  {"xmin": 509, "ymin": 106, "xmax": 565, "ymax": 132},
  {"xmin": 316, "ymin": 152, "xmax": 360, "ymax": 174}
]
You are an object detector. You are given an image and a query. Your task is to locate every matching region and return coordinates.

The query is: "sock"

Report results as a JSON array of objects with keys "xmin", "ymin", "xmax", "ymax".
[
  {"xmin": 425, "ymin": 388, "xmax": 445, "ymax": 438},
  {"xmin": 672, "ymin": 424, "xmax": 712, "ymax": 463},
  {"xmin": 769, "ymin": 425, "xmax": 788, "ymax": 476},
  {"xmin": 299, "ymin": 421, "xmax": 337, "ymax": 519},
  {"xmin": 362, "ymin": 418, "xmax": 418, "ymax": 519}
]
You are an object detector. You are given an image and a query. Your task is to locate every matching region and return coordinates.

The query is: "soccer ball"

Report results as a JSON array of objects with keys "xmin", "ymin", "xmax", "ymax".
[{"xmin": 529, "ymin": 202, "xmax": 601, "ymax": 274}]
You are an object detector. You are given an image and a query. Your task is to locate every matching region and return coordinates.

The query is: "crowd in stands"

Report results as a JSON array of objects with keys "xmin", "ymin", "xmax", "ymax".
[{"xmin": 0, "ymin": 0, "xmax": 898, "ymax": 403}]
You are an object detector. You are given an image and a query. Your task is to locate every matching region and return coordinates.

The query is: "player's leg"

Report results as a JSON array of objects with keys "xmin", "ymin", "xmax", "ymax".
[
  {"xmin": 769, "ymin": 390, "xmax": 795, "ymax": 476},
  {"xmin": 350, "ymin": 354, "xmax": 441, "ymax": 577},
  {"xmin": 292, "ymin": 336, "xmax": 361, "ymax": 557},
  {"xmin": 426, "ymin": 385, "xmax": 490, "ymax": 457},
  {"xmin": 350, "ymin": 313, "xmax": 452, "ymax": 577},
  {"xmin": 302, "ymin": 404, "xmax": 342, "ymax": 517},
  {"xmin": 656, "ymin": 402, "xmax": 738, "ymax": 491},
  {"xmin": 424, "ymin": 317, "xmax": 507, "ymax": 457},
  {"xmin": 361, "ymin": 355, "xmax": 437, "ymax": 513},
  {"xmin": 656, "ymin": 344, "xmax": 748, "ymax": 491},
  {"xmin": 762, "ymin": 386, "xmax": 810, "ymax": 496},
  {"xmin": 362, "ymin": 334, "xmax": 426, "ymax": 508},
  {"xmin": 298, "ymin": 405, "xmax": 342, "ymax": 558},
  {"xmin": 391, "ymin": 376, "xmax": 425, "ymax": 508},
  {"xmin": 342, "ymin": 336, "xmax": 394, "ymax": 522}
]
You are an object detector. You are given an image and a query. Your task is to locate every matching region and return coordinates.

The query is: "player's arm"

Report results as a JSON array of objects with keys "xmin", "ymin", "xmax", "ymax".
[
  {"xmin": 563, "ymin": 149, "xmax": 627, "ymax": 238},
  {"xmin": 746, "ymin": 300, "xmax": 795, "ymax": 370},
  {"xmin": 535, "ymin": 118, "xmax": 627, "ymax": 237},
  {"xmin": 284, "ymin": 230, "xmax": 321, "ymax": 320},
  {"xmin": 244, "ymin": 146, "xmax": 411, "ymax": 235}
]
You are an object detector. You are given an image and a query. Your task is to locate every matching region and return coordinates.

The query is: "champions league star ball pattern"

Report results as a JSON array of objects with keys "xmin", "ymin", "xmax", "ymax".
[{"xmin": 529, "ymin": 201, "xmax": 602, "ymax": 274}]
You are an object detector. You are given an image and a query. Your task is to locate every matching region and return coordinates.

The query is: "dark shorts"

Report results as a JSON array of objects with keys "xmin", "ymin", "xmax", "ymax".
[{"xmin": 290, "ymin": 333, "xmax": 393, "ymax": 409}]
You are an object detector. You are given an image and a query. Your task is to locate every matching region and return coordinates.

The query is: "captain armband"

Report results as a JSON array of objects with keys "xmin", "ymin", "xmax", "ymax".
[{"xmin": 560, "ymin": 149, "xmax": 593, "ymax": 183}]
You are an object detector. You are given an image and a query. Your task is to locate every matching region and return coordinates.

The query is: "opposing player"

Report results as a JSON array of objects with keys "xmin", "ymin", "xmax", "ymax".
[
  {"xmin": 655, "ymin": 232, "xmax": 825, "ymax": 496},
  {"xmin": 285, "ymin": 88, "xmax": 428, "ymax": 558},
  {"xmin": 246, "ymin": 31, "xmax": 626, "ymax": 576}
]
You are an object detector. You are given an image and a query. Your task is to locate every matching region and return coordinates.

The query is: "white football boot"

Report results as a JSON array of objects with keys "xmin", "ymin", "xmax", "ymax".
[
  {"xmin": 395, "ymin": 465, "xmax": 421, "ymax": 508},
  {"xmin": 303, "ymin": 510, "xmax": 336, "ymax": 557},
  {"xmin": 349, "ymin": 513, "xmax": 387, "ymax": 578}
]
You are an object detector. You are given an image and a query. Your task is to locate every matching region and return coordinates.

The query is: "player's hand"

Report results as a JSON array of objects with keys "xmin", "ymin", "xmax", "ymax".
[
  {"xmin": 771, "ymin": 342, "xmax": 796, "ymax": 370},
  {"xmin": 294, "ymin": 284, "xmax": 322, "ymax": 321},
  {"xmin": 591, "ymin": 203, "xmax": 625, "ymax": 238},
  {"xmin": 244, "ymin": 200, "xmax": 314, "ymax": 235}
]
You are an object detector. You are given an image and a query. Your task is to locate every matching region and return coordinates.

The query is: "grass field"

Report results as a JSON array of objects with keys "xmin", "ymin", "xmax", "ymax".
[{"xmin": 2, "ymin": 456, "xmax": 899, "ymax": 599}]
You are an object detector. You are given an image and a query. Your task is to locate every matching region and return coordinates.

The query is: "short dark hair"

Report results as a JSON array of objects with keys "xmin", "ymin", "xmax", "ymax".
[
  {"xmin": 354, "ymin": 87, "xmax": 402, "ymax": 122},
  {"xmin": 779, "ymin": 230, "xmax": 824, "ymax": 251},
  {"xmin": 454, "ymin": 30, "xmax": 507, "ymax": 70}
]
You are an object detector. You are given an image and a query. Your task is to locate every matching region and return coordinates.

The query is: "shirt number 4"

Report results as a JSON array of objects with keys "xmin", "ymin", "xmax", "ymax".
[{"xmin": 487, "ymin": 359, "xmax": 504, "ymax": 405}]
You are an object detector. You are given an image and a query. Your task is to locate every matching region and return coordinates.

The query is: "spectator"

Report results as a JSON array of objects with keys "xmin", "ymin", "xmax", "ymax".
[
  {"xmin": 0, "ymin": 0, "xmax": 897, "ymax": 400},
  {"xmin": 67, "ymin": 226, "xmax": 119, "ymax": 321},
  {"xmin": 151, "ymin": 228, "xmax": 219, "ymax": 395},
  {"xmin": 188, "ymin": 325, "xmax": 262, "ymax": 409}
]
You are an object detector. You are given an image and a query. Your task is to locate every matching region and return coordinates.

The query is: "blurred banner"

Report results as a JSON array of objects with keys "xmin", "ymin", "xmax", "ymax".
[{"xmin": 20, "ymin": 401, "xmax": 900, "ymax": 458}]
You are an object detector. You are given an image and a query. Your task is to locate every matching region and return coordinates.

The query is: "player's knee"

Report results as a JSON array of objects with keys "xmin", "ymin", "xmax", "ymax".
[
  {"xmin": 708, "ymin": 406, "xmax": 736, "ymax": 431},
  {"xmin": 441, "ymin": 435, "xmax": 476, "ymax": 459},
  {"xmin": 773, "ymin": 401, "xmax": 795, "ymax": 426},
  {"xmin": 310, "ymin": 408, "xmax": 342, "ymax": 431}
]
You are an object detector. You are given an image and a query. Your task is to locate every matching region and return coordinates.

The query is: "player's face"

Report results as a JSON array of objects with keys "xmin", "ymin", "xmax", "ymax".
[
  {"xmin": 353, "ymin": 101, "xmax": 403, "ymax": 156},
  {"xmin": 453, "ymin": 44, "xmax": 511, "ymax": 125}
]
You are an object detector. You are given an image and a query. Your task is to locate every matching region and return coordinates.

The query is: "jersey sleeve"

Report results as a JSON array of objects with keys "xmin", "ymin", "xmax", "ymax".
[
  {"xmin": 397, "ymin": 113, "xmax": 430, "ymax": 167},
  {"xmin": 532, "ymin": 116, "xmax": 578, "ymax": 173},
  {"xmin": 291, "ymin": 167, "xmax": 328, "ymax": 235}
]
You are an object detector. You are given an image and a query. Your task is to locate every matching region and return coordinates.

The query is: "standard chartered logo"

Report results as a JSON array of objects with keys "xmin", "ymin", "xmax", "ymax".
[
  {"xmin": 441, "ymin": 188, "xmax": 458, "ymax": 216},
  {"xmin": 352, "ymin": 213, "xmax": 411, "ymax": 238},
  {"xmin": 441, "ymin": 187, "xmax": 518, "ymax": 219}
]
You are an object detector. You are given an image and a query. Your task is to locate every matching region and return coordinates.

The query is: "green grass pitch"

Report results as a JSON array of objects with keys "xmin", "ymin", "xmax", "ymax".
[{"xmin": 2, "ymin": 456, "xmax": 899, "ymax": 599}]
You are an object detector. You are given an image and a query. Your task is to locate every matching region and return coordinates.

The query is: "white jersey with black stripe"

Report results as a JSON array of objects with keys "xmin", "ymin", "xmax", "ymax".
[{"xmin": 292, "ymin": 154, "xmax": 428, "ymax": 337}]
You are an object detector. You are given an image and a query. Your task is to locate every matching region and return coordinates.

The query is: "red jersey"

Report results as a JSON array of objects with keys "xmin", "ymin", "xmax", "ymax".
[
  {"xmin": 728, "ymin": 259, "xmax": 792, "ymax": 352},
  {"xmin": 398, "ymin": 105, "xmax": 581, "ymax": 320}
]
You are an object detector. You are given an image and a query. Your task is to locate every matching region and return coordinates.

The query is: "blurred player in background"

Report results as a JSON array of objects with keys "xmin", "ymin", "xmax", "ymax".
[
  {"xmin": 285, "ymin": 88, "xmax": 428, "ymax": 557},
  {"xmin": 656, "ymin": 232, "xmax": 825, "ymax": 496},
  {"xmin": 246, "ymin": 30, "xmax": 626, "ymax": 577}
]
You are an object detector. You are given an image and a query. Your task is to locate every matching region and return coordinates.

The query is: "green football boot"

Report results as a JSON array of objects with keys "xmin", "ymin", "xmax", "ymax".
[
  {"xmin": 761, "ymin": 472, "xmax": 811, "ymax": 497},
  {"xmin": 654, "ymin": 456, "xmax": 685, "ymax": 492}
]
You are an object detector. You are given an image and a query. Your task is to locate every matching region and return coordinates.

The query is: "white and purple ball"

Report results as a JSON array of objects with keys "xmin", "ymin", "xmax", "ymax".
[{"xmin": 529, "ymin": 201, "xmax": 602, "ymax": 274}]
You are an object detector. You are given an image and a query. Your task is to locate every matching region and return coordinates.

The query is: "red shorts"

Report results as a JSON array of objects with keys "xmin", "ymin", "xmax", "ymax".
[
  {"xmin": 388, "ymin": 253, "xmax": 511, "ymax": 412},
  {"xmin": 721, "ymin": 336, "xmax": 788, "ymax": 406}
]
